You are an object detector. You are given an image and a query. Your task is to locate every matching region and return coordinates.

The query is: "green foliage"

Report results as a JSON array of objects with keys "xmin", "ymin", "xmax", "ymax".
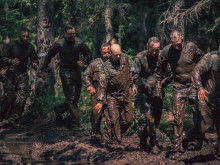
[{"xmin": 0, "ymin": 0, "xmax": 36, "ymax": 40}]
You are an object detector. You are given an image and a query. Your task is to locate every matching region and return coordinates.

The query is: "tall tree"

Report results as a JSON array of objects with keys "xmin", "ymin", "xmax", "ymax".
[
  {"xmin": 104, "ymin": 0, "xmax": 113, "ymax": 42},
  {"xmin": 138, "ymin": 0, "xmax": 148, "ymax": 51},
  {"xmin": 170, "ymin": 0, "xmax": 185, "ymax": 34},
  {"xmin": 30, "ymin": 0, "xmax": 55, "ymax": 107},
  {"xmin": 184, "ymin": 0, "xmax": 198, "ymax": 43}
]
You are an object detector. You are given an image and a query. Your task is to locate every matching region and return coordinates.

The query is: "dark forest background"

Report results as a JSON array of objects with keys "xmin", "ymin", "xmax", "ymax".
[{"xmin": 0, "ymin": 0, "xmax": 219, "ymax": 130}]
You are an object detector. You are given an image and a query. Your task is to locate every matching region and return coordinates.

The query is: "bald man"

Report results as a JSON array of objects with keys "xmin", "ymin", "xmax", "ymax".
[
  {"xmin": 96, "ymin": 44, "xmax": 136, "ymax": 146},
  {"xmin": 155, "ymin": 29, "xmax": 204, "ymax": 158}
]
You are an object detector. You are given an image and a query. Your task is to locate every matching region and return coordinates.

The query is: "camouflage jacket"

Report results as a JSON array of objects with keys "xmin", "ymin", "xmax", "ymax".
[
  {"xmin": 98, "ymin": 54, "xmax": 132, "ymax": 103},
  {"xmin": 156, "ymin": 42, "xmax": 204, "ymax": 85},
  {"xmin": 41, "ymin": 37, "xmax": 92, "ymax": 72},
  {"xmin": 82, "ymin": 58, "xmax": 107, "ymax": 101},
  {"xmin": 192, "ymin": 51, "xmax": 220, "ymax": 95},
  {"xmin": 132, "ymin": 50, "xmax": 173, "ymax": 94}
]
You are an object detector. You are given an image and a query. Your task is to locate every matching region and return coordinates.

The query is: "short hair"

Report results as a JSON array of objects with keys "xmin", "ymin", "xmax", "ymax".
[
  {"xmin": 2, "ymin": 35, "xmax": 9, "ymax": 41},
  {"xmin": 19, "ymin": 27, "xmax": 29, "ymax": 34},
  {"xmin": 64, "ymin": 24, "xmax": 75, "ymax": 32},
  {"xmin": 170, "ymin": 29, "xmax": 182, "ymax": 42},
  {"xmin": 148, "ymin": 37, "xmax": 159, "ymax": 45},
  {"xmin": 109, "ymin": 38, "xmax": 118, "ymax": 45},
  {"xmin": 101, "ymin": 42, "xmax": 111, "ymax": 48}
]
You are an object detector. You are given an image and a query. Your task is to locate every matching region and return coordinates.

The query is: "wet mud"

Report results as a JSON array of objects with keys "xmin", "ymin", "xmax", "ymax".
[{"xmin": 0, "ymin": 115, "xmax": 219, "ymax": 164}]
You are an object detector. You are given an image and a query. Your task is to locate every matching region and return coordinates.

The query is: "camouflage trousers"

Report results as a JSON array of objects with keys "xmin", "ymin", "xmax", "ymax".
[
  {"xmin": 139, "ymin": 91, "xmax": 164, "ymax": 147},
  {"xmin": 102, "ymin": 94, "xmax": 133, "ymax": 144},
  {"xmin": 186, "ymin": 93, "xmax": 220, "ymax": 156},
  {"xmin": 172, "ymin": 82, "xmax": 202, "ymax": 152}
]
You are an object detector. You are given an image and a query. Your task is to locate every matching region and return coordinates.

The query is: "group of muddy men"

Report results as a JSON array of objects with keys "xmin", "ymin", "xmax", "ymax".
[{"xmin": 0, "ymin": 25, "xmax": 219, "ymax": 160}]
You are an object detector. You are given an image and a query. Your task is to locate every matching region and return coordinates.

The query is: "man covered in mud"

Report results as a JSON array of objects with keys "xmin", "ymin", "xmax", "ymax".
[
  {"xmin": 0, "ymin": 28, "xmax": 39, "ymax": 127},
  {"xmin": 96, "ymin": 44, "xmax": 136, "ymax": 146},
  {"xmin": 40, "ymin": 25, "xmax": 92, "ymax": 128},
  {"xmin": 132, "ymin": 37, "xmax": 173, "ymax": 153},
  {"xmin": 0, "ymin": 35, "xmax": 10, "ymax": 101},
  {"xmin": 0, "ymin": 35, "xmax": 12, "ymax": 122},
  {"xmin": 155, "ymin": 29, "xmax": 204, "ymax": 158},
  {"xmin": 82, "ymin": 42, "xmax": 111, "ymax": 136},
  {"xmin": 181, "ymin": 50, "xmax": 220, "ymax": 160}
]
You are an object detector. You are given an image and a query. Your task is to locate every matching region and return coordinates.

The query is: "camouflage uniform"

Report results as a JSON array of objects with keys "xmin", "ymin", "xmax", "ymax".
[
  {"xmin": 156, "ymin": 42, "xmax": 204, "ymax": 152},
  {"xmin": 98, "ymin": 54, "xmax": 133, "ymax": 144},
  {"xmin": 132, "ymin": 50, "xmax": 173, "ymax": 149},
  {"xmin": 82, "ymin": 58, "xmax": 107, "ymax": 135},
  {"xmin": 41, "ymin": 37, "xmax": 92, "ymax": 127},
  {"xmin": 0, "ymin": 40, "xmax": 38, "ymax": 124},
  {"xmin": 185, "ymin": 51, "xmax": 220, "ymax": 157}
]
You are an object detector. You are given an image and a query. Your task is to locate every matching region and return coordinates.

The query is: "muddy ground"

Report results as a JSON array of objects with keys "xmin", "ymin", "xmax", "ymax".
[{"xmin": 0, "ymin": 114, "xmax": 219, "ymax": 165}]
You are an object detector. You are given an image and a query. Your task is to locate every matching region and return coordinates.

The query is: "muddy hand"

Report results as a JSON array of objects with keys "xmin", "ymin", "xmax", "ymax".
[
  {"xmin": 94, "ymin": 103, "xmax": 103, "ymax": 114},
  {"xmin": 87, "ymin": 86, "xmax": 96, "ymax": 95},
  {"xmin": 198, "ymin": 89, "xmax": 210, "ymax": 101},
  {"xmin": 12, "ymin": 58, "xmax": 20, "ymax": 66}
]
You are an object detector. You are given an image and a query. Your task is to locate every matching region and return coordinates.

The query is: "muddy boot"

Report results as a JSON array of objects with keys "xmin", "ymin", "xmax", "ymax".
[
  {"xmin": 54, "ymin": 101, "xmax": 69, "ymax": 124},
  {"xmin": 139, "ymin": 129, "xmax": 148, "ymax": 151},
  {"xmin": 215, "ymin": 154, "xmax": 220, "ymax": 161},
  {"xmin": 69, "ymin": 102, "xmax": 80, "ymax": 127},
  {"xmin": 170, "ymin": 151, "xmax": 182, "ymax": 160},
  {"xmin": 194, "ymin": 134, "xmax": 204, "ymax": 150},
  {"xmin": 179, "ymin": 131, "xmax": 187, "ymax": 153},
  {"xmin": 0, "ymin": 120, "xmax": 19, "ymax": 128}
]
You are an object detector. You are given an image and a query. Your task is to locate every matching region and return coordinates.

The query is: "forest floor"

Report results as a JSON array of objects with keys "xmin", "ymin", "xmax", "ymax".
[{"xmin": 0, "ymin": 113, "xmax": 219, "ymax": 165}]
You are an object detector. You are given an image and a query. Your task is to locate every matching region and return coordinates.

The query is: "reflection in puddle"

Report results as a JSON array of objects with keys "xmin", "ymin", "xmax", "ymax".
[{"xmin": 0, "ymin": 141, "xmax": 53, "ymax": 164}]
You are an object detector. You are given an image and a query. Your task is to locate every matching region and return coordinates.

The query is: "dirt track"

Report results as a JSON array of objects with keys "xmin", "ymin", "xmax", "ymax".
[{"xmin": 0, "ymin": 116, "xmax": 219, "ymax": 165}]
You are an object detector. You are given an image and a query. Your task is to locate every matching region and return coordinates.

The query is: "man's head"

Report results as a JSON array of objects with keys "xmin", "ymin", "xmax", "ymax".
[
  {"xmin": 170, "ymin": 29, "xmax": 183, "ymax": 51},
  {"xmin": 109, "ymin": 38, "xmax": 118, "ymax": 46},
  {"xmin": 101, "ymin": 42, "xmax": 111, "ymax": 61},
  {"xmin": 64, "ymin": 24, "xmax": 76, "ymax": 42},
  {"xmin": 19, "ymin": 27, "xmax": 29, "ymax": 45},
  {"xmin": 2, "ymin": 35, "xmax": 10, "ymax": 45},
  {"xmin": 110, "ymin": 44, "xmax": 122, "ymax": 64},
  {"xmin": 146, "ymin": 37, "xmax": 160, "ymax": 57}
]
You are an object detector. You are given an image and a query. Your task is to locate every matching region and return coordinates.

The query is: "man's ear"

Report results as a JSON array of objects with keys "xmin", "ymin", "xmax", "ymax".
[
  {"xmin": 146, "ymin": 43, "xmax": 148, "ymax": 50},
  {"xmin": 181, "ymin": 37, "xmax": 184, "ymax": 42}
]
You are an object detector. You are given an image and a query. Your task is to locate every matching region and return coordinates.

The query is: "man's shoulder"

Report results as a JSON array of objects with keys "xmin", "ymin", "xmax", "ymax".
[
  {"xmin": 90, "ymin": 58, "xmax": 103, "ymax": 65},
  {"xmin": 135, "ymin": 51, "xmax": 147, "ymax": 60},
  {"xmin": 161, "ymin": 44, "xmax": 172, "ymax": 56},
  {"xmin": 185, "ymin": 42, "xmax": 196, "ymax": 47},
  {"xmin": 27, "ymin": 42, "xmax": 35, "ymax": 49},
  {"xmin": 75, "ymin": 37, "xmax": 84, "ymax": 45},
  {"xmin": 56, "ymin": 38, "xmax": 65, "ymax": 45},
  {"xmin": 210, "ymin": 51, "xmax": 220, "ymax": 61}
]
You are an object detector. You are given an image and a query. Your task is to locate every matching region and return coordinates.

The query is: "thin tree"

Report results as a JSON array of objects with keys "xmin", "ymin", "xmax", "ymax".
[{"xmin": 30, "ymin": 0, "xmax": 55, "ymax": 109}]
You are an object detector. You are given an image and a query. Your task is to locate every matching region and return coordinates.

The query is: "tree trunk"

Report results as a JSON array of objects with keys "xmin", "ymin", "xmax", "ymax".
[
  {"xmin": 104, "ymin": 0, "xmax": 113, "ymax": 43},
  {"xmin": 93, "ymin": 0, "xmax": 101, "ymax": 58},
  {"xmin": 138, "ymin": 0, "xmax": 148, "ymax": 51},
  {"xmin": 184, "ymin": 0, "xmax": 198, "ymax": 44},
  {"xmin": 170, "ymin": 0, "xmax": 185, "ymax": 34},
  {"xmin": 31, "ymin": 0, "xmax": 55, "ymax": 106},
  {"xmin": 153, "ymin": 0, "xmax": 164, "ymax": 47}
]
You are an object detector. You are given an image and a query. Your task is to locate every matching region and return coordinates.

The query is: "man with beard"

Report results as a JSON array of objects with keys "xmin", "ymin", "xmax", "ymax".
[
  {"xmin": 83, "ymin": 42, "xmax": 111, "ymax": 137},
  {"xmin": 132, "ymin": 37, "xmax": 173, "ymax": 153},
  {"xmin": 40, "ymin": 25, "xmax": 92, "ymax": 128},
  {"xmin": 182, "ymin": 50, "xmax": 220, "ymax": 160},
  {"xmin": 0, "ymin": 28, "xmax": 38, "ymax": 127},
  {"xmin": 95, "ymin": 44, "xmax": 137, "ymax": 146},
  {"xmin": 155, "ymin": 29, "xmax": 204, "ymax": 158}
]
